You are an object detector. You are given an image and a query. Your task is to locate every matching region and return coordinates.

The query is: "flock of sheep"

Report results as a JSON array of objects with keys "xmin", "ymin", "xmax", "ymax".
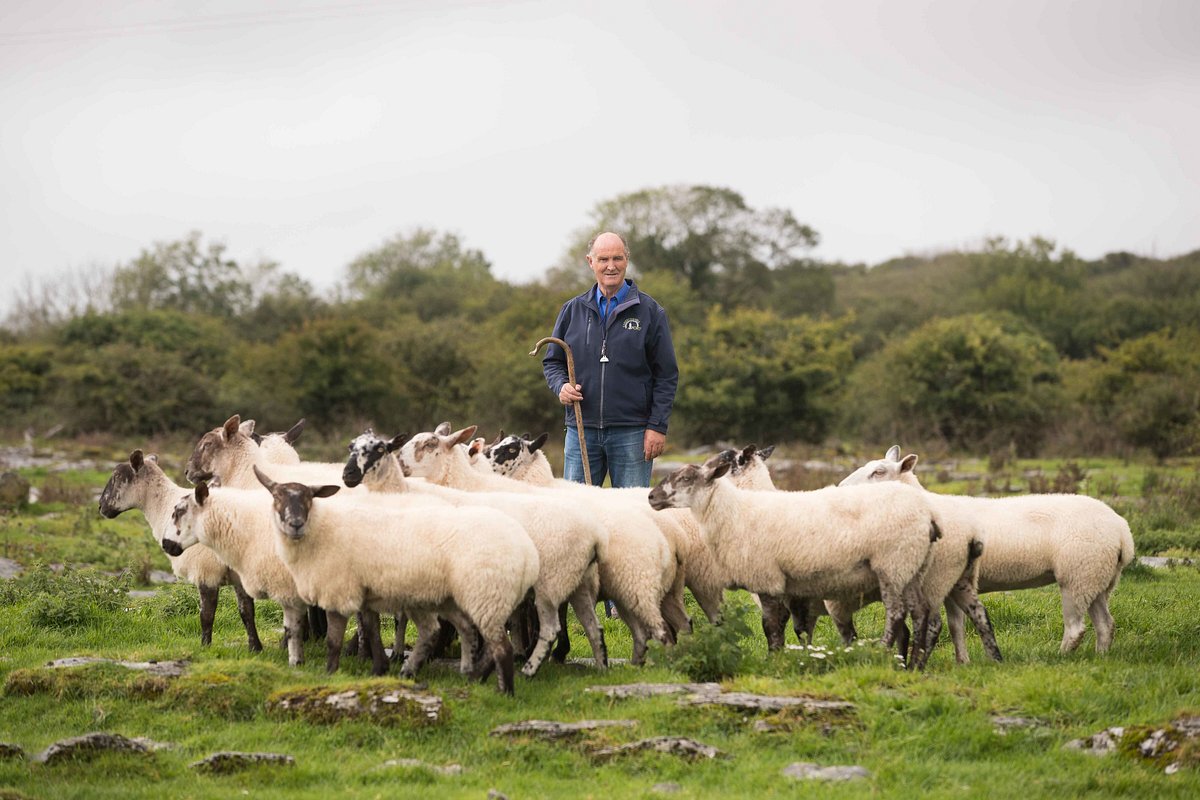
[{"xmin": 97, "ymin": 415, "xmax": 1135, "ymax": 695}]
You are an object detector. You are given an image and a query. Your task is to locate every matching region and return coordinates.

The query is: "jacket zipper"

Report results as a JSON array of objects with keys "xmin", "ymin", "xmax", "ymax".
[{"xmin": 598, "ymin": 311, "xmax": 607, "ymax": 429}]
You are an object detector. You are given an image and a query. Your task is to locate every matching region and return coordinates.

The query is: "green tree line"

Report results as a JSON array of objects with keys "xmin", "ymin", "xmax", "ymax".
[{"xmin": 2, "ymin": 186, "xmax": 1198, "ymax": 459}]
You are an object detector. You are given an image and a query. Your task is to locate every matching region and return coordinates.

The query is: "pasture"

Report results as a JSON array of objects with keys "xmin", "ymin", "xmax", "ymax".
[{"xmin": 1, "ymin": 438, "xmax": 1199, "ymax": 799}]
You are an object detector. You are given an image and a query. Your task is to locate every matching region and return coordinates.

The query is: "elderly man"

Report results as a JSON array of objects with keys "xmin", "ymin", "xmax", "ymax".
[{"xmin": 542, "ymin": 231, "xmax": 679, "ymax": 489}]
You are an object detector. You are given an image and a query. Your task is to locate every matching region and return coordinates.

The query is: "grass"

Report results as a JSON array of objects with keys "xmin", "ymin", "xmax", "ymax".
[
  {"xmin": 0, "ymin": 565, "xmax": 1199, "ymax": 798},
  {"xmin": 1, "ymin": 438, "xmax": 1199, "ymax": 797}
]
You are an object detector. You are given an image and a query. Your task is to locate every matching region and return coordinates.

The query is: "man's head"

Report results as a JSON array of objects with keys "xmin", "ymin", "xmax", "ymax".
[{"xmin": 587, "ymin": 231, "xmax": 630, "ymax": 298}]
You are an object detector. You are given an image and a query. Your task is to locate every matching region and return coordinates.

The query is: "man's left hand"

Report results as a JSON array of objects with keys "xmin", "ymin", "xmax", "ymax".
[{"xmin": 644, "ymin": 430, "xmax": 666, "ymax": 461}]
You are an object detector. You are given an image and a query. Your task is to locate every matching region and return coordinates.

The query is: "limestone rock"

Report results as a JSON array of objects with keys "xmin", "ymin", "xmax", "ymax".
[
  {"xmin": 48, "ymin": 657, "xmax": 189, "ymax": 678},
  {"xmin": 0, "ymin": 558, "xmax": 22, "ymax": 580},
  {"xmin": 651, "ymin": 782, "xmax": 683, "ymax": 793},
  {"xmin": 1065, "ymin": 727, "xmax": 1125, "ymax": 755},
  {"xmin": 782, "ymin": 762, "xmax": 870, "ymax": 782},
  {"xmin": 267, "ymin": 683, "xmax": 444, "ymax": 725},
  {"xmin": 681, "ymin": 691, "xmax": 855, "ymax": 714},
  {"xmin": 992, "ymin": 716, "xmax": 1047, "ymax": 735},
  {"xmin": 0, "ymin": 742, "xmax": 25, "ymax": 761},
  {"xmin": 191, "ymin": 751, "xmax": 294, "ymax": 773},
  {"xmin": 490, "ymin": 719, "xmax": 637, "ymax": 741},
  {"xmin": 33, "ymin": 732, "xmax": 169, "ymax": 765},
  {"xmin": 585, "ymin": 683, "xmax": 722, "ymax": 700},
  {"xmin": 380, "ymin": 758, "xmax": 463, "ymax": 776},
  {"xmin": 592, "ymin": 736, "xmax": 724, "ymax": 761}
]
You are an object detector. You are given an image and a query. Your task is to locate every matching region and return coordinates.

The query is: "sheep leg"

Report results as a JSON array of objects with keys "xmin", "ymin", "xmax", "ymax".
[
  {"xmin": 520, "ymin": 594, "xmax": 562, "ymax": 678},
  {"xmin": 230, "ymin": 581, "xmax": 262, "ymax": 652},
  {"xmin": 198, "ymin": 584, "xmax": 219, "ymax": 647},
  {"xmin": 308, "ymin": 606, "xmax": 328, "ymax": 641},
  {"xmin": 944, "ymin": 597, "xmax": 970, "ymax": 663},
  {"xmin": 905, "ymin": 586, "xmax": 932, "ymax": 671},
  {"xmin": 692, "ymin": 582, "xmax": 724, "ymax": 625},
  {"xmin": 480, "ymin": 634, "xmax": 515, "ymax": 696},
  {"xmin": 568, "ymin": 590, "xmax": 608, "ymax": 668},
  {"xmin": 627, "ymin": 605, "xmax": 670, "ymax": 666},
  {"xmin": 358, "ymin": 610, "xmax": 388, "ymax": 676},
  {"xmin": 948, "ymin": 580, "xmax": 1002, "ymax": 662},
  {"xmin": 391, "ymin": 612, "xmax": 408, "ymax": 663},
  {"xmin": 877, "ymin": 578, "xmax": 907, "ymax": 650},
  {"xmin": 1059, "ymin": 590, "xmax": 1090, "ymax": 653},
  {"xmin": 400, "ymin": 612, "xmax": 443, "ymax": 678},
  {"xmin": 323, "ymin": 611, "xmax": 350, "ymax": 673},
  {"xmin": 825, "ymin": 599, "xmax": 860, "ymax": 646},
  {"xmin": 282, "ymin": 604, "xmax": 307, "ymax": 667},
  {"xmin": 1089, "ymin": 593, "xmax": 1115, "ymax": 653},
  {"xmin": 790, "ymin": 596, "xmax": 822, "ymax": 644},
  {"xmin": 758, "ymin": 594, "xmax": 789, "ymax": 651},
  {"xmin": 552, "ymin": 603, "xmax": 572, "ymax": 662}
]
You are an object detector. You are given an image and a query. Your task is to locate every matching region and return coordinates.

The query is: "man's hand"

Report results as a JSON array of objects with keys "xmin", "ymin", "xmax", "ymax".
[
  {"xmin": 559, "ymin": 382, "xmax": 583, "ymax": 406},
  {"xmin": 644, "ymin": 429, "xmax": 666, "ymax": 461}
]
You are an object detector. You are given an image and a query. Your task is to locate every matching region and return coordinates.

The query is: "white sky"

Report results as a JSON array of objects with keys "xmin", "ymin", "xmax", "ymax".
[{"xmin": 2, "ymin": 0, "xmax": 1198, "ymax": 308}]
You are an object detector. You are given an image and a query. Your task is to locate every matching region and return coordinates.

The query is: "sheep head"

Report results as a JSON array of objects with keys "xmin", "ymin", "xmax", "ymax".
[
  {"xmin": 397, "ymin": 425, "xmax": 477, "ymax": 481},
  {"xmin": 837, "ymin": 446, "xmax": 919, "ymax": 487},
  {"xmin": 253, "ymin": 465, "xmax": 340, "ymax": 541},
  {"xmin": 344, "ymin": 429, "xmax": 408, "ymax": 487},
  {"xmin": 647, "ymin": 459, "xmax": 731, "ymax": 511},
  {"xmin": 486, "ymin": 432, "xmax": 550, "ymax": 478},
  {"xmin": 186, "ymin": 414, "xmax": 257, "ymax": 485}
]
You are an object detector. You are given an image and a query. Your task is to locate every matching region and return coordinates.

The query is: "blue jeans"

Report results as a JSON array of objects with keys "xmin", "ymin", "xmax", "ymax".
[{"xmin": 563, "ymin": 425, "xmax": 654, "ymax": 488}]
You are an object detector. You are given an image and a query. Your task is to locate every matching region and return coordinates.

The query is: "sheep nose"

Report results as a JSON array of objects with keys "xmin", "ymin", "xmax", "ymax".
[{"xmin": 161, "ymin": 539, "xmax": 183, "ymax": 557}]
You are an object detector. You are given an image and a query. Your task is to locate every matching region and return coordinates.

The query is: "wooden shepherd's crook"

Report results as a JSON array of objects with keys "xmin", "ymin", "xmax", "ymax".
[{"xmin": 529, "ymin": 336, "xmax": 592, "ymax": 486}]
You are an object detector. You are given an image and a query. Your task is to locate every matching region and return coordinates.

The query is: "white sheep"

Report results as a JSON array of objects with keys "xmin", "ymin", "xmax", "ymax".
[
  {"xmin": 98, "ymin": 450, "xmax": 263, "ymax": 651},
  {"xmin": 251, "ymin": 466, "xmax": 540, "ymax": 694},
  {"xmin": 727, "ymin": 444, "xmax": 1000, "ymax": 664},
  {"xmin": 186, "ymin": 414, "xmax": 348, "ymax": 489},
  {"xmin": 344, "ymin": 428, "xmax": 610, "ymax": 677},
  {"xmin": 399, "ymin": 425, "xmax": 677, "ymax": 664},
  {"xmin": 649, "ymin": 459, "xmax": 942, "ymax": 664},
  {"xmin": 840, "ymin": 446, "xmax": 1135, "ymax": 653},
  {"xmin": 160, "ymin": 483, "xmax": 315, "ymax": 668},
  {"xmin": 486, "ymin": 432, "xmax": 727, "ymax": 628}
]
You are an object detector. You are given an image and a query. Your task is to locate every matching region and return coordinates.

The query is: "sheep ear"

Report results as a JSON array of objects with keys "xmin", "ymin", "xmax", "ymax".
[
  {"xmin": 899, "ymin": 454, "xmax": 918, "ymax": 474},
  {"xmin": 741, "ymin": 444, "xmax": 756, "ymax": 461},
  {"xmin": 885, "ymin": 445, "xmax": 901, "ymax": 462},
  {"xmin": 313, "ymin": 485, "xmax": 341, "ymax": 498},
  {"xmin": 284, "ymin": 419, "xmax": 306, "ymax": 444},
  {"xmin": 468, "ymin": 438, "xmax": 485, "ymax": 457},
  {"xmin": 530, "ymin": 432, "xmax": 549, "ymax": 452},
  {"xmin": 195, "ymin": 482, "xmax": 209, "ymax": 504},
  {"xmin": 450, "ymin": 425, "xmax": 478, "ymax": 446},
  {"xmin": 434, "ymin": 421, "xmax": 452, "ymax": 436},
  {"xmin": 758, "ymin": 445, "xmax": 775, "ymax": 460},
  {"xmin": 708, "ymin": 461, "xmax": 732, "ymax": 481},
  {"xmin": 252, "ymin": 465, "xmax": 276, "ymax": 491},
  {"xmin": 386, "ymin": 434, "xmax": 409, "ymax": 453},
  {"xmin": 129, "ymin": 450, "xmax": 144, "ymax": 471},
  {"xmin": 222, "ymin": 415, "xmax": 241, "ymax": 441},
  {"xmin": 239, "ymin": 419, "xmax": 257, "ymax": 437}
]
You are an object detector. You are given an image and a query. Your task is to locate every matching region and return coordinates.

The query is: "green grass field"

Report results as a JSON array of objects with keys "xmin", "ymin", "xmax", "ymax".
[{"xmin": 1, "ymin": 446, "xmax": 1199, "ymax": 798}]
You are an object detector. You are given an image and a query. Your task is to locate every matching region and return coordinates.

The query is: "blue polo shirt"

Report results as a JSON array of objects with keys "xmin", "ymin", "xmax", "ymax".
[{"xmin": 595, "ymin": 281, "xmax": 631, "ymax": 325}]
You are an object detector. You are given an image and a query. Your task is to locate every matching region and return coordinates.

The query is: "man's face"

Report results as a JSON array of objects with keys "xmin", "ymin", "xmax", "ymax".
[{"xmin": 587, "ymin": 235, "xmax": 628, "ymax": 297}]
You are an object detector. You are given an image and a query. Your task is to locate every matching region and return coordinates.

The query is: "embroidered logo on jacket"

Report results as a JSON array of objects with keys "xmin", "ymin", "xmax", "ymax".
[{"xmin": 622, "ymin": 319, "xmax": 641, "ymax": 331}]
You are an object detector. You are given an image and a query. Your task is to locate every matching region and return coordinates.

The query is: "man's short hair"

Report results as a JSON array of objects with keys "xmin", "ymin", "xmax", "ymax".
[{"xmin": 587, "ymin": 232, "xmax": 631, "ymax": 259}]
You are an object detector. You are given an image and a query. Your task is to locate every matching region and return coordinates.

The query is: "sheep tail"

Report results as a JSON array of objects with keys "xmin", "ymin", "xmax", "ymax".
[
  {"xmin": 1118, "ymin": 521, "xmax": 1135, "ymax": 570},
  {"xmin": 929, "ymin": 516, "xmax": 943, "ymax": 543}
]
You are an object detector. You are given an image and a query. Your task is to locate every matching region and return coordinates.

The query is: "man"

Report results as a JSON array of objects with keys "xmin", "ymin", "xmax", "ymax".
[{"xmin": 542, "ymin": 231, "xmax": 679, "ymax": 489}]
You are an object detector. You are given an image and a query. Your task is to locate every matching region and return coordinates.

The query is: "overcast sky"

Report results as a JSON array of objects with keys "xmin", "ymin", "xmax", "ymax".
[{"xmin": 2, "ymin": 0, "xmax": 1197, "ymax": 309}]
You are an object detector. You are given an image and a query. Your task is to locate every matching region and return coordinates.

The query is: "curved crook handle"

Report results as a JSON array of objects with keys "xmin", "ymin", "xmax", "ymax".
[{"xmin": 530, "ymin": 336, "xmax": 592, "ymax": 486}]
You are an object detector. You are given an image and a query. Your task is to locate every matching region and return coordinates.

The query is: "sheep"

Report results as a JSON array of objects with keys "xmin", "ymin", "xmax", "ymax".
[
  {"xmin": 486, "ymin": 432, "xmax": 727, "ymax": 628},
  {"xmin": 98, "ymin": 450, "xmax": 262, "ymax": 651},
  {"xmin": 159, "ymin": 483, "xmax": 316, "ymax": 669},
  {"xmin": 648, "ymin": 459, "xmax": 942, "ymax": 666},
  {"xmin": 398, "ymin": 425, "xmax": 676, "ymax": 665},
  {"xmin": 344, "ymin": 428, "xmax": 610, "ymax": 677},
  {"xmin": 248, "ymin": 418, "xmax": 306, "ymax": 466},
  {"xmin": 251, "ymin": 466, "xmax": 540, "ymax": 694},
  {"xmin": 840, "ymin": 446, "xmax": 1135, "ymax": 653},
  {"xmin": 725, "ymin": 443, "xmax": 1000, "ymax": 664},
  {"xmin": 186, "ymin": 414, "xmax": 347, "ymax": 489}
]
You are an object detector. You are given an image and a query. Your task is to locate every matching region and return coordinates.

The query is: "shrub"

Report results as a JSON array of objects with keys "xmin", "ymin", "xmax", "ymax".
[{"xmin": 647, "ymin": 596, "xmax": 756, "ymax": 681}]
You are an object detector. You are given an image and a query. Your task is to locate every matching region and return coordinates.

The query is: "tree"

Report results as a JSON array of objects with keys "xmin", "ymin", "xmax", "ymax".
[
  {"xmin": 343, "ymin": 228, "xmax": 497, "ymax": 321},
  {"xmin": 843, "ymin": 313, "xmax": 1062, "ymax": 453},
  {"xmin": 109, "ymin": 232, "xmax": 258, "ymax": 319},
  {"xmin": 1082, "ymin": 328, "xmax": 1200, "ymax": 459},
  {"xmin": 674, "ymin": 308, "xmax": 854, "ymax": 445},
  {"xmin": 557, "ymin": 185, "xmax": 820, "ymax": 301}
]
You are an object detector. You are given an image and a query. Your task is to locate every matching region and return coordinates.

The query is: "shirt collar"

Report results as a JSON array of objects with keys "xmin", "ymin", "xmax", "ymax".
[{"xmin": 594, "ymin": 280, "xmax": 631, "ymax": 316}]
